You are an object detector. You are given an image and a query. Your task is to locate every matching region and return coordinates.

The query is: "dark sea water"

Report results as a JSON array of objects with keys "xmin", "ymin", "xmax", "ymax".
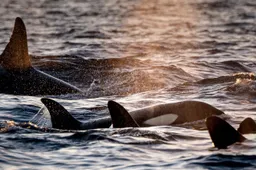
[{"xmin": 0, "ymin": 0, "xmax": 256, "ymax": 169}]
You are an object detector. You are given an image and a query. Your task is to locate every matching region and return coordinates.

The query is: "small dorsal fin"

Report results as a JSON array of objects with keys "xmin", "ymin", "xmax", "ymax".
[
  {"xmin": 237, "ymin": 117, "xmax": 256, "ymax": 134},
  {"xmin": 206, "ymin": 116, "xmax": 246, "ymax": 149},
  {"xmin": 1, "ymin": 17, "xmax": 31, "ymax": 70},
  {"xmin": 41, "ymin": 98, "xmax": 82, "ymax": 130},
  {"xmin": 108, "ymin": 100, "xmax": 139, "ymax": 128}
]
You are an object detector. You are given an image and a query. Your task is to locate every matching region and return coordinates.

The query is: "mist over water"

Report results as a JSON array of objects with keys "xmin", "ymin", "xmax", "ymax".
[{"xmin": 0, "ymin": 0, "xmax": 256, "ymax": 169}]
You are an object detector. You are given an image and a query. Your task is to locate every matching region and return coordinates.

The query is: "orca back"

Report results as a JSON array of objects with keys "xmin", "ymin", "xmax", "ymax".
[
  {"xmin": 237, "ymin": 117, "xmax": 256, "ymax": 134},
  {"xmin": 0, "ymin": 17, "xmax": 81, "ymax": 95},
  {"xmin": 108, "ymin": 100, "xmax": 139, "ymax": 128},
  {"xmin": 206, "ymin": 116, "xmax": 246, "ymax": 149},
  {"xmin": 1, "ymin": 17, "xmax": 31, "ymax": 71},
  {"xmin": 41, "ymin": 98, "xmax": 82, "ymax": 130}
]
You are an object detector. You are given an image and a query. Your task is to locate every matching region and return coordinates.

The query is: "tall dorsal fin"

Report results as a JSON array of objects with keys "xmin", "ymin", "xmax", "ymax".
[
  {"xmin": 41, "ymin": 98, "xmax": 82, "ymax": 130},
  {"xmin": 206, "ymin": 116, "xmax": 246, "ymax": 149},
  {"xmin": 108, "ymin": 100, "xmax": 139, "ymax": 128},
  {"xmin": 237, "ymin": 117, "xmax": 256, "ymax": 134},
  {"xmin": 1, "ymin": 17, "xmax": 31, "ymax": 70}
]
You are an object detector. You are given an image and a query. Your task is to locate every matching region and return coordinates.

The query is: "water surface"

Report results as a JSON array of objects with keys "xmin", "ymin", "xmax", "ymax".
[{"xmin": 0, "ymin": 0, "xmax": 256, "ymax": 169}]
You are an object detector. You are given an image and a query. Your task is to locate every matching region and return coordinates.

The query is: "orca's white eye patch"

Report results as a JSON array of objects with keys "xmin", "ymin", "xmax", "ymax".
[{"xmin": 143, "ymin": 114, "xmax": 178, "ymax": 126}]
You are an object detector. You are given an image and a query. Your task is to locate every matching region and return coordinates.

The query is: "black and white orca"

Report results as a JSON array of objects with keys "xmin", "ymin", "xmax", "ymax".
[
  {"xmin": 108, "ymin": 100, "xmax": 224, "ymax": 127},
  {"xmin": 0, "ymin": 17, "xmax": 81, "ymax": 95}
]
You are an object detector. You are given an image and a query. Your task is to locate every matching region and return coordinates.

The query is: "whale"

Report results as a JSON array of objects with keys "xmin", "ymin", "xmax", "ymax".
[
  {"xmin": 108, "ymin": 100, "xmax": 224, "ymax": 128},
  {"xmin": 0, "ymin": 17, "xmax": 81, "ymax": 95},
  {"xmin": 108, "ymin": 100, "xmax": 139, "ymax": 128},
  {"xmin": 40, "ymin": 98, "xmax": 112, "ymax": 130},
  {"xmin": 40, "ymin": 98, "xmax": 224, "ymax": 130},
  {"xmin": 206, "ymin": 116, "xmax": 256, "ymax": 149},
  {"xmin": 237, "ymin": 117, "xmax": 256, "ymax": 134}
]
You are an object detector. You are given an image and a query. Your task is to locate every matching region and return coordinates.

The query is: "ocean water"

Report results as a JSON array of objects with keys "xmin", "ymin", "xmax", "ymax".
[{"xmin": 0, "ymin": 0, "xmax": 256, "ymax": 169}]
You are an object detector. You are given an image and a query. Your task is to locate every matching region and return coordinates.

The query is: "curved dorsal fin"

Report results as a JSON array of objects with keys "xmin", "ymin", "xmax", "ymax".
[
  {"xmin": 108, "ymin": 100, "xmax": 139, "ymax": 128},
  {"xmin": 1, "ymin": 17, "xmax": 31, "ymax": 70},
  {"xmin": 206, "ymin": 116, "xmax": 246, "ymax": 149},
  {"xmin": 237, "ymin": 117, "xmax": 256, "ymax": 134},
  {"xmin": 41, "ymin": 98, "xmax": 82, "ymax": 130}
]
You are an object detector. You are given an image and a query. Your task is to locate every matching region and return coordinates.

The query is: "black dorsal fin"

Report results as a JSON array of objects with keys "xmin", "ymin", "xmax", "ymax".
[
  {"xmin": 108, "ymin": 100, "xmax": 139, "ymax": 128},
  {"xmin": 1, "ymin": 17, "xmax": 31, "ymax": 70},
  {"xmin": 206, "ymin": 116, "xmax": 246, "ymax": 149},
  {"xmin": 41, "ymin": 98, "xmax": 82, "ymax": 130},
  {"xmin": 237, "ymin": 117, "xmax": 256, "ymax": 134}
]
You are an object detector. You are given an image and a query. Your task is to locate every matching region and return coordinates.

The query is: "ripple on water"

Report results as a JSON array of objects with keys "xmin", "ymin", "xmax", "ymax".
[{"xmin": 0, "ymin": 0, "xmax": 256, "ymax": 169}]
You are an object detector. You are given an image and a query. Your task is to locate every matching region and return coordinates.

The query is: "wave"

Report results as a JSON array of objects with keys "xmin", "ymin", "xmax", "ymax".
[{"xmin": 32, "ymin": 55, "xmax": 194, "ymax": 97}]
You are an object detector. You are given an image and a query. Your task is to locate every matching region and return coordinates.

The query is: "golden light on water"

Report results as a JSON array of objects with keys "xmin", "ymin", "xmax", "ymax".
[
  {"xmin": 121, "ymin": 0, "xmax": 200, "ymax": 56},
  {"xmin": 114, "ymin": 0, "xmax": 201, "ymax": 93}
]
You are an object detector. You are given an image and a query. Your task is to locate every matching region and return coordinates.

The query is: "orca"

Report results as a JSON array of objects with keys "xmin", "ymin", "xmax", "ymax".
[
  {"xmin": 0, "ymin": 17, "xmax": 81, "ymax": 95},
  {"xmin": 109, "ymin": 100, "xmax": 224, "ymax": 127},
  {"xmin": 237, "ymin": 117, "xmax": 256, "ymax": 134},
  {"xmin": 41, "ymin": 98, "xmax": 112, "ymax": 130},
  {"xmin": 41, "ymin": 98, "xmax": 223, "ymax": 130},
  {"xmin": 206, "ymin": 116, "xmax": 247, "ymax": 149},
  {"xmin": 108, "ymin": 100, "xmax": 139, "ymax": 128}
]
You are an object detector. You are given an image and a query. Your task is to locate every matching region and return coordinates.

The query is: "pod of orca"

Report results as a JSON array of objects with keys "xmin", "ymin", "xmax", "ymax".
[
  {"xmin": 40, "ymin": 98, "xmax": 256, "ymax": 149},
  {"xmin": 1, "ymin": 17, "xmax": 256, "ymax": 150},
  {"xmin": 206, "ymin": 116, "xmax": 256, "ymax": 149},
  {"xmin": 41, "ymin": 98, "xmax": 224, "ymax": 129}
]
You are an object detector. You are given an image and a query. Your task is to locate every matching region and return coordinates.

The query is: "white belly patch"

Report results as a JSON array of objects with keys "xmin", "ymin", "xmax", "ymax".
[{"xmin": 143, "ymin": 114, "xmax": 178, "ymax": 126}]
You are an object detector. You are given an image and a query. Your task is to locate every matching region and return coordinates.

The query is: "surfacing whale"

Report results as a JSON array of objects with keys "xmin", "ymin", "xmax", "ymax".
[
  {"xmin": 237, "ymin": 117, "xmax": 256, "ymax": 134},
  {"xmin": 206, "ymin": 116, "xmax": 256, "ymax": 149},
  {"xmin": 41, "ymin": 98, "xmax": 223, "ymax": 130},
  {"xmin": 108, "ymin": 100, "xmax": 224, "ymax": 127},
  {"xmin": 41, "ymin": 98, "xmax": 112, "ymax": 130},
  {"xmin": 0, "ymin": 17, "xmax": 81, "ymax": 95}
]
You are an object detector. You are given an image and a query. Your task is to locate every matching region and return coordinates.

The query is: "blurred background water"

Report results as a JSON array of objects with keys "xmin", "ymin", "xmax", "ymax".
[{"xmin": 0, "ymin": 0, "xmax": 256, "ymax": 169}]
